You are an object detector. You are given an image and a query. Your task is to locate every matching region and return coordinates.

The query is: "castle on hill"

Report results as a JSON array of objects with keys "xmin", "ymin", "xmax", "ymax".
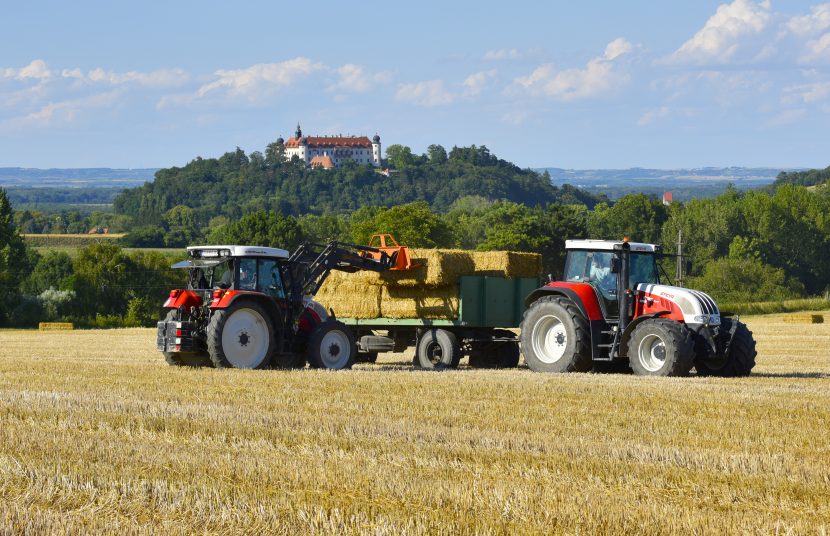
[{"xmin": 278, "ymin": 124, "xmax": 381, "ymax": 169}]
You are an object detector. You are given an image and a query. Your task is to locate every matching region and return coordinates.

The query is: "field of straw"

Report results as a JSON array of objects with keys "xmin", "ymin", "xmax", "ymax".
[{"xmin": 0, "ymin": 313, "xmax": 828, "ymax": 534}]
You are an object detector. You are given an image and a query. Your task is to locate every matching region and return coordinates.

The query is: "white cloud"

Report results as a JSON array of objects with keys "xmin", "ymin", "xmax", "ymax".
[
  {"xmin": 801, "ymin": 32, "xmax": 830, "ymax": 62},
  {"xmin": 1, "ymin": 91, "xmax": 121, "ymax": 128},
  {"xmin": 484, "ymin": 49, "xmax": 521, "ymax": 61},
  {"xmin": 512, "ymin": 38, "xmax": 633, "ymax": 101},
  {"xmin": 83, "ymin": 67, "xmax": 188, "ymax": 88},
  {"xmin": 1, "ymin": 59, "xmax": 53, "ymax": 80},
  {"xmin": 195, "ymin": 57, "xmax": 323, "ymax": 102},
  {"xmin": 669, "ymin": 0, "xmax": 772, "ymax": 65},
  {"xmin": 327, "ymin": 64, "xmax": 393, "ymax": 94},
  {"xmin": 782, "ymin": 80, "xmax": 830, "ymax": 103},
  {"xmin": 764, "ymin": 107, "xmax": 807, "ymax": 126},
  {"xmin": 395, "ymin": 80, "xmax": 455, "ymax": 107},
  {"xmin": 462, "ymin": 69, "xmax": 496, "ymax": 96},
  {"xmin": 785, "ymin": 4, "xmax": 830, "ymax": 36},
  {"xmin": 637, "ymin": 106, "xmax": 671, "ymax": 126}
]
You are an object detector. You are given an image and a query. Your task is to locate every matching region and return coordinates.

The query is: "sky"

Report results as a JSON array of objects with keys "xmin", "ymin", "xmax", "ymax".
[{"xmin": 1, "ymin": 0, "xmax": 830, "ymax": 170}]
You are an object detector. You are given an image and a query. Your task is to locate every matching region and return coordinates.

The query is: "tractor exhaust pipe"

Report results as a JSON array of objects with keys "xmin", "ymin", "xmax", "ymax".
[{"xmin": 618, "ymin": 241, "xmax": 631, "ymax": 333}]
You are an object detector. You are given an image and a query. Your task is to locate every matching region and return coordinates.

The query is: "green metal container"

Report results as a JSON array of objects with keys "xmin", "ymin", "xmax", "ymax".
[{"xmin": 340, "ymin": 276, "xmax": 541, "ymax": 328}]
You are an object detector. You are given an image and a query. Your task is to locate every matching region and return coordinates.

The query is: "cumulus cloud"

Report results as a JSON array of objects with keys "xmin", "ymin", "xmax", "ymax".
[
  {"xmin": 1, "ymin": 91, "xmax": 121, "ymax": 129},
  {"xmin": 395, "ymin": 80, "xmax": 456, "ymax": 107},
  {"xmin": 512, "ymin": 38, "xmax": 633, "ymax": 101},
  {"xmin": 326, "ymin": 64, "xmax": 393, "ymax": 94},
  {"xmin": 637, "ymin": 106, "xmax": 671, "ymax": 126},
  {"xmin": 1, "ymin": 59, "xmax": 53, "ymax": 80},
  {"xmin": 782, "ymin": 80, "xmax": 830, "ymax": 103},
  {"xmin": 195, "ymin": 57, "xmax": 323, "ymax": 101},
  {"xmin": 784, "ymin": 3, "xmax": 830, "ymax": 36},
  {"xmin": 462, "ymin": 69, "xmax": 497, "ymax": 96},
  {"xmin": 668, "ymin": 0, "xmax": 772, "ymax": 65}
]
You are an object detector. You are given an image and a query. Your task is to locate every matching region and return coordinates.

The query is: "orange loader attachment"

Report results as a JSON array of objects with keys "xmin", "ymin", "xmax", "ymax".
[{"xmin": 364, "ymin": 234, "xmax": 421, "ymax": 271}]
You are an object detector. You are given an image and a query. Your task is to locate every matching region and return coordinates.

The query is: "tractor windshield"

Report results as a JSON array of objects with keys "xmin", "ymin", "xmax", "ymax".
[
  {"xmin": 564, "ymin": 250, "xmax": 660, "ymax": 290},
  {"xmin": 629, "ymin": 253, "xmax": 660, "ymax": 287}
]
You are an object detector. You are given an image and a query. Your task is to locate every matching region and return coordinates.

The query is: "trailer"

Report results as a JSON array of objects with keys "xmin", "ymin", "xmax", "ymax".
[{"xmin": 341, "ymin": 275, "xmax": 540, "ymax": 369}]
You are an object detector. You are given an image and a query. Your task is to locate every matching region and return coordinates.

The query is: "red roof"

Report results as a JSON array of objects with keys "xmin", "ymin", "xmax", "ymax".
[
  {"xmin": 309, "ymin": 155, "xmax": 335, "ymax": 169},
  {"xmin": 285, "ymin": 135, "xmax": 372, "ymax": 148}
]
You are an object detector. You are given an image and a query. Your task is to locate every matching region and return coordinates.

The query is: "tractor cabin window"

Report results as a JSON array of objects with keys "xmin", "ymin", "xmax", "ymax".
[
  {"xmin": 237, "ymin": 258, "xmax": 258, "ymax": 290},
  {"xmin": 258, "ymin": 259, "xmax": 285, "ymax": 299}
]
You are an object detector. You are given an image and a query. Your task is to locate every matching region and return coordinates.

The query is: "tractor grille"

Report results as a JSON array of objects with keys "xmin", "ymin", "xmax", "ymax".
[{"xmin": 688, "ymin": 290, "xmax": 719, "ymax": 315}]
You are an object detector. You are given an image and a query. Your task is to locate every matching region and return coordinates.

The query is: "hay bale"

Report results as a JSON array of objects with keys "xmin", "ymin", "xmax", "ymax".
[
  {"xmin": 782, "ymin": 313, "xmax": 824, "ymax": 324},
  {"xmin": 315, "ymin": 279, "xmax": 382, "ymax": 319},
  {"xmin": 381, "ymin": 285, "xmax": 460, "ymax": 319},
  {"xmin": 38, "ymin": 322, "xmax": 74, "ymax": 331},
  {"xmin": 469, "ymin": 251, "xmax": 542, "ymax": 278},
  {"xmin": 345, "ymin": 248, "xmax": 541, "ymax": 288}
]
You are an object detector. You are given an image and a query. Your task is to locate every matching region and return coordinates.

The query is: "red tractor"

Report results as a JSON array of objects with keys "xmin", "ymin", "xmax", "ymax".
[
  {"xmin": 520, "ymin": 239, "xmax": 756, "ymax": 377},
  {"xmin": 157, "ymin": 242, "xmax": 394, "ymax": 370}
]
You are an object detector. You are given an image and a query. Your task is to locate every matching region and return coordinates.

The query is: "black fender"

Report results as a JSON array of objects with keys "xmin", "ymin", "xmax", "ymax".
[{"xmin": 618, "ymin": 311, "xmax": 670, "ymax": 358}]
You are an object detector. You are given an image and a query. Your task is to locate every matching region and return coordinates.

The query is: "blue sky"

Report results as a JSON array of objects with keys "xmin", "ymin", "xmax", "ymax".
[{"xmin": 2, "ymin": 0, "xmax": 829, "ymax": 169}]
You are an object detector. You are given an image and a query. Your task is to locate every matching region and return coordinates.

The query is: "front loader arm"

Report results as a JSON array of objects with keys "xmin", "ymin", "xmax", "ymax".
[{"xmin": 289, "ymin": 241, "xmax": 395, "ymax": 297}]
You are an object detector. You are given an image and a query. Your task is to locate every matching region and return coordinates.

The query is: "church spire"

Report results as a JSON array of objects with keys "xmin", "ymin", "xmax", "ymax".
[{"xmin": 295, "ymin": 122, "xmax": 302, "ymax": 139}]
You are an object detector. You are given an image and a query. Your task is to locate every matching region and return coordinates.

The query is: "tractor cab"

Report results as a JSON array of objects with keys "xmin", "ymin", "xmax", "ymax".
[
  {"xmin": 563, "ymin": 239, "xmax": 661, "ymax": 320},
  {"xmin": 171, "ymin": 245, "xmax": 290, "ymax": 295}
]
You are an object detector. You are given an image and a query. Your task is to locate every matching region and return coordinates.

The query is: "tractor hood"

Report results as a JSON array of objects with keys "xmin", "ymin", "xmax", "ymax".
[{"xmin": 636, "ymin": 283, "xmax": 721, "ymax": 326}]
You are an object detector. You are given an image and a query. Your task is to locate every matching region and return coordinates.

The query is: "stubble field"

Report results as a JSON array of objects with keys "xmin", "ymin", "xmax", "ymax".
[{"xmin": 0, "ymin": 313, "xmax": 828, "ymax": 534}]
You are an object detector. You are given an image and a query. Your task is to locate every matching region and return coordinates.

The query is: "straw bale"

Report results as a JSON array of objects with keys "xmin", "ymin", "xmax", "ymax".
[
  {"xmin": 380, "ymin": 285, "xmax": 460, "ymax": 319},
  {"xmin": 38, "ymin": 322, "xmax": 74, "ymax": 331},
  {"xmin": 469, "ymin": 251, "xmax": 542, "ymax": 278},
  {"xmin": 782, "ymin": 313, "xmax": 824, "ymax": 324},
  {"xmin": 315, "ymin": 278, "xmax": 382, "ymax": 319}
]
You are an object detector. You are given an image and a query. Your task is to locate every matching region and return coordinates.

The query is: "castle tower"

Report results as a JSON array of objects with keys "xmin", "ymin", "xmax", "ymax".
[{"xmin": 372, "ymin": 133, "xmax": 381, "ymax": 167}]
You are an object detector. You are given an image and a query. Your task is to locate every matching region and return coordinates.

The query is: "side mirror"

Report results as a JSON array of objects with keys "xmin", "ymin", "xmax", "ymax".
[{"xmin": 610, "ymin": 258, "xmax": 621, "ymax": 274}]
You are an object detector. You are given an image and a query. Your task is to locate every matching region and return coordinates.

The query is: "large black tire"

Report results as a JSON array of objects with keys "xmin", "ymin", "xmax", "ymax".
[
  {"xmin": 628, "ymin": 318, "xmax": 695, "ymax": 377},
  {"xmin": 207, "ymin": 300, "xmax": 275, "ymax": 369},
  {"xmin": 520, "ymin": 296, "xmax": 592, "ymax": 373},
  {"xmin": 695, "ymin": 319, "xmax": 757, "ymax": 377},
  {"xmin": 162, "ymin": 310, "xmax": 212, "ymax": 367},
  {"xmin": 415, "ymin": 329, "xmax": 461, "ymax": 370},
  {"xmin": 306, "ymin": 320, "xmax": 357, "ymax": 370},
  {"xmin": 468, "ymin": 330, "xmax": 520, "ymax": 368}
]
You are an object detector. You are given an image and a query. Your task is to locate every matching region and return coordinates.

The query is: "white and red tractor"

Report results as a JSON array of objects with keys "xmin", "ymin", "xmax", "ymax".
[
  {"xmin": 157, "ymin": 241, "xmax": 394, "ymax": 370},
  {"xmin": 520, "ymin": 239, "xmax": 756, "ymax": 377}
]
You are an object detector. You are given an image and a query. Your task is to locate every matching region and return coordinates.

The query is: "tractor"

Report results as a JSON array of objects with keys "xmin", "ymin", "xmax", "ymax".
[
  {"xmin": 157, "ymin": 241, "xmax": 395, "ymax": 370},
  {"xmin": 520, "ymin": 239, "xmax": 757, "ymax": 377}
]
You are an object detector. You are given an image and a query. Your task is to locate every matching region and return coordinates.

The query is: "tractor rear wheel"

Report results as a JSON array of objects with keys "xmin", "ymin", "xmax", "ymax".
[
  {"xmin": 207, "ymin": 300, "xmax": 275, "ymax": 369},
  {"xmin": 163, "ymin": 310, "xmax": 212, "ymax": 367},
  {"xmin": 415, "ymin": 329, "xmax": 461, "ymax": 370},
  {"xmin": 695, "ymin": 319, "xmax": 756, "ymax": 377},
  {"xmin": 520, "ymin": 296, "xmax": 592, "ymax": 373},
  {"xmin": 628, "ymin": 318, "xmax": 695, "ymax": 377},
  {"xmin": 306, "ymin": 320, "xmax": 357, "ymax": 370}
]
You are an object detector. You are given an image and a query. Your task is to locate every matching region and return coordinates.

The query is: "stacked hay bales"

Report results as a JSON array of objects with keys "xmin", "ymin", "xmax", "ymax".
[{"xmin": 315, "ymin": 249, "xmax": 541, "ymax": 320}]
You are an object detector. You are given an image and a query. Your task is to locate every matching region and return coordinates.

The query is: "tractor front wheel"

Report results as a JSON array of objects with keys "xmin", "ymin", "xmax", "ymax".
[
  {"xmin": 628, "ymin": 318, "xmax": 695, "ymax": 377},
  {"xmin": 306, "ymin": 320, "xmax": 357, "ymax": 370},
  {"xmin": 207, "ymin": 300, "xmax": 275, "ymax": 369},
  {"xmin": 695, "ymin": 319, "xmax": 757, "ymax": 377},
  {"xmin": 520, "ymin": 296, "xmax": 592, "ymax": 373}
]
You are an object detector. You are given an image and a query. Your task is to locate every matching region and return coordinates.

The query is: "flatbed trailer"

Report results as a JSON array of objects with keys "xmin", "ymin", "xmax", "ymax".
[{"xmin": 339, "ymin": 275, "xmax": 540, "ymax": 369}]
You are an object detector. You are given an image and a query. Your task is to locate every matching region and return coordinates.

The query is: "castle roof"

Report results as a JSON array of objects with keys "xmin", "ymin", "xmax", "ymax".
[
  {"xmin": 285, "ymin": 135, "xmax": 373, "ymax": 149},
  {"xmin": 309, "ymin": 155, "xmax": 335, "ymax": 169}
]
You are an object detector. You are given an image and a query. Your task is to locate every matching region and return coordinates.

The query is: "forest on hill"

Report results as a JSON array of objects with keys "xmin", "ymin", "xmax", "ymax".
[
  {"xmin": 772, "ymin": 165, "xmax": 830, "ymax": 189},
  {"xmin": 113, "ymin": 144, "xmax": 605, "ymax": 226}
]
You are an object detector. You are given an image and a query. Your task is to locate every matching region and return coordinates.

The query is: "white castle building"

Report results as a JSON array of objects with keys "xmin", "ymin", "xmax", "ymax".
[{"xmin": 279, "ymin": 124, "xmax": 381, "ymax": 169}]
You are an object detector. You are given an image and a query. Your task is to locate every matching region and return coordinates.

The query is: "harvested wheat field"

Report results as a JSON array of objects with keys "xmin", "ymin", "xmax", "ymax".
[{"xmin": 1, "ymin": 313, "xmax": 829, "ymax": 534}]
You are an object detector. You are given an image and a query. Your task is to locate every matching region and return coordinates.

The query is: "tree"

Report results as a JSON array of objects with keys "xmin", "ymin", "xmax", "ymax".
[
  {"xmin": 0, "ymin": 188, "xmax": 28, "ymax": 323},
  {"xmin": 72, "ymin": 243, "xmax": 135, "ymax": 317},
  {"xmin": 385, "ymin": 144, "xmax": 415, "ymax": 170},
  {"xmin": 22, "ymin": 251, "xmax": 75, "ymax": 295},
  {"xmin": 689, "ymin": 257, "xmax": 803, "ymax": 304},
  {"xmin": 588, "ymin": 194, "xmax": 667, "ymax": 244},
  {"xmin": 206, "ymin": 211, "xmax": 304, "ymax": 250},
  {"xmin": 349, "ymin": 202, "xmax": 454, "ymax": 248},
  {"xmin": 426, "ymin": 144, "xmax": 448, "ymax": 164}
]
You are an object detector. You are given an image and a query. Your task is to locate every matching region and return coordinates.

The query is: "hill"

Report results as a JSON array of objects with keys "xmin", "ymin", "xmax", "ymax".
[
  {"xmin": 0, "ymin": 167, "xmax": 157, "ymax": 188},
  {"xmin": 772, "ymin": 166, "xmax": 830, "ymax": 189},
  {"xmin": 114, "ymin": 145, "xmax": 606, "ymax": 225}
]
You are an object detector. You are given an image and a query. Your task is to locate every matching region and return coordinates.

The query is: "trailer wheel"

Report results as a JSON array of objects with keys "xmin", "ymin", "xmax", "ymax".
[
  {"xmin": 628, "ymin": 318, "xmax": 695, "ymax": 377},
  {"xmin": 415, "ymin": 329, "xmax": 461, "ymax": 370},
  {"xmin": 695, "ymin": 319, "xmax": 756, "ymax": 377},
  {"xmin": 163, "ymin": 310, "xmax": 212, "ymax": 367},
  {"xmin": 520, "ymin": 296, "xmax": 592, "ymax": 373},
  {"xmin": 306, "ymin": 320, "xmax": 357, "ymax": 370},
  {"xmin": 468, "ymin": 330, "xmax": 520, "ymax": 368},
  {"xmin": 207, "ymin": 300, "xmax": 275, "ymax": 369}
]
